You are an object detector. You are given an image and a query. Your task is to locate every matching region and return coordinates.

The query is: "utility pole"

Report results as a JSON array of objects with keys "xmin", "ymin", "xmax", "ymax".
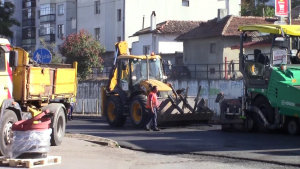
[{"xmin": 289, "ymin": 0, "xmax": 292, "ymax": 51}]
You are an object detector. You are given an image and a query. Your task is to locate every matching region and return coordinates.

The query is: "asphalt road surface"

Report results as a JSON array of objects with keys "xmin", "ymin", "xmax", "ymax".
[
  {"xmin": 65, "ymin": 115, "xmax": 300, "ymax": 167},
  {"xmin": 2, "ymin": 137, "xmax": 297, "ymax": 169}
]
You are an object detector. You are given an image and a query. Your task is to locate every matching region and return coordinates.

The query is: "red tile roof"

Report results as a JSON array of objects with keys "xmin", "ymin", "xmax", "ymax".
[
  {"xmin": 230, "ymin": 39, "xmax": 272, "ymax": 50},
  {"xmin": 176, "ymin": 15, "xmax": 300, "ymax": 40},
  {"xmin": 131, "ymin": 20, "xmax": 203, "ymax": 37}
]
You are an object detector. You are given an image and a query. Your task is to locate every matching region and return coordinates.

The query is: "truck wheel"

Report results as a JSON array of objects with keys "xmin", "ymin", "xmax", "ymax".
[
  {"xmin": 130, "ymin": 95, "xmax": 148, "ymax": 128},
  {"xmin": 0, "ymin": 110, "xmax": 18, "ymax": 156},
  {"xmin": 253, "ymin": 96, "xmax": 275, "ymax": 133},
  {"xmin": 51, "ymin": 107, "xmax": 66, "ymax": 146},
  {"xmin": 286, "ymin": 118, "xmax": 300, "ymax": 135},
  {"xmin": 106, "ymin": 96, "xmax": 126, "ymax": 127}
]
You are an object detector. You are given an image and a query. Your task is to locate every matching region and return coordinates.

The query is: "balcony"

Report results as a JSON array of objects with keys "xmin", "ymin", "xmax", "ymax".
[
  {"xmin": 23, "ymin": 0, "xmax": 36, "ymax": 8},
  {"xmin": 22, "ymin": 19, "xmax": 35, "ymax": 27},
  {"xmin": 39, "ymin": 34, "xmax": 55, "ymax": 42},
  {"xmin": 40, "ymin": 14, "xmax": 55, "ymax": 23},
  {"xmin": 22, "ymin": 39, "xmax": 36, "ymax": 45}
]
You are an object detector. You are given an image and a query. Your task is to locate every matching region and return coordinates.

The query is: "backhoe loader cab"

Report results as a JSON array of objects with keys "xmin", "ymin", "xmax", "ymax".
[
  {"xmin": 101, "ymin": 41, "xmax": 215, "ymax": 128},
  {"xmin": 217, "ymin": 24, "xmax": 300, "ymax": 135}
]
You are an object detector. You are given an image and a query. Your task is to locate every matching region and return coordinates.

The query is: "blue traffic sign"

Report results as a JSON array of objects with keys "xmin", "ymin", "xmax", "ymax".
[{"xmin": 33, "ymin": 48, "xmax": 52, "ymax": 64}]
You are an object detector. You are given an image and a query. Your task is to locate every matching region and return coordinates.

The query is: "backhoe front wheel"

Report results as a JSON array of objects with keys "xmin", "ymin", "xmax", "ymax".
[
  {"xmin": 130, "ymin": 95, "xmax": 148, "ymax": 128},
  {"xmin": 106, "ymin": 96, "xmax": 126, "ymax": 127}
]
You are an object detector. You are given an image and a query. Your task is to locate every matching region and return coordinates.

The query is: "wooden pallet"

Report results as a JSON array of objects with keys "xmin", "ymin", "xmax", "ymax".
[{"xmin": 0, "ymin": 156, "xmax": 61, "ymax": 168}]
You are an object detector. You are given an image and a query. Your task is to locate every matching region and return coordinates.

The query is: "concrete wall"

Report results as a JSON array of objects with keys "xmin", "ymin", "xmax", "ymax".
[{"xmin": 74, "ymin": 79, "xmax": 244, "ymax": 117}]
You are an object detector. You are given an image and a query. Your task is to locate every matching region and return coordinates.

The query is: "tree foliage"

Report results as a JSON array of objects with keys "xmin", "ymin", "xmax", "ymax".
[
  {"xmin": 0, "ymin": 1, "xmax": 20, "ymax": 38},
  {"xmin": 39, "ymin": 38, "xmax": 63, "ymax": 64},
  {"xmin": 241, "ymin": 0, "xmax": 274, "ymax": 17},
  {"xmin": 60, "ymin": 30, "xmax": 105, "ymax": 80},
  {"xmin": 292, "ymin": 0, "xmax": 300, "ymax": 8}
]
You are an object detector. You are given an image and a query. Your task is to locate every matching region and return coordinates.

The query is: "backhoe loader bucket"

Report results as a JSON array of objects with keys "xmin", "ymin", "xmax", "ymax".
[{"xmin": 156, "ymin": 86, "xmax": 215, "ymax": 125}]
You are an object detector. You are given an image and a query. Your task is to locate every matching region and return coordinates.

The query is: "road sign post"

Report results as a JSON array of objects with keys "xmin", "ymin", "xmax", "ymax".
[{"xmin": 33, "ymin": 48, "xmax": 52, "ymax": 64}]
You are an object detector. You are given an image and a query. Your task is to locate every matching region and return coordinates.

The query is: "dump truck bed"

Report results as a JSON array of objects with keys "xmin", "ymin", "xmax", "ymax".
[{"xmin": 12, "ymin": 48, "xmax": 77, "ymax": 102}]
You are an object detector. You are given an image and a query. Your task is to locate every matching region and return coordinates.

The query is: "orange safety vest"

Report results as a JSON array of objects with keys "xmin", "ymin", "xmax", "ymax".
[{"xmin": 146, "ymin": 92, "xmax": 158, "ymax": 108}]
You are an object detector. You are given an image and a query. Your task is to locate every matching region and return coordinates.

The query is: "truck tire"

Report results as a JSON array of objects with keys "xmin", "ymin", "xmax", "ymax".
[
  {"xmin": 286, "ymin": 118, "xmax": 300, "ymax": 135},
  {"xmin": 253, "ymin": 96, "xmax": 275, "ymax": 133},
  {"xmin": 106, "ymin": 96, "xmax": 126, "ymax": 127},
  {"xmin": 51, "ymin": 107, "xmax": 66, "ymax": 146},
  {"xmin": 130, "ymin": 95, "xmax": 148, "ymax": 128},
  {"xmin": 0, "ymin": 110, "xmax": 18, "ymax": 156}
]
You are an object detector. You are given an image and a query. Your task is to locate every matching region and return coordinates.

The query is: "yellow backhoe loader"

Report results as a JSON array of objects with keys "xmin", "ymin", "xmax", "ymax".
[{"xmin": 101, "ymin": 41, "xmax": 214, "ymax": 127}]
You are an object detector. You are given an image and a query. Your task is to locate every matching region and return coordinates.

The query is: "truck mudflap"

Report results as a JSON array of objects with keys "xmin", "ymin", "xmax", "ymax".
[{"xmin": 156, "ymin": 86, "xmax": 215, "ymax": 125}]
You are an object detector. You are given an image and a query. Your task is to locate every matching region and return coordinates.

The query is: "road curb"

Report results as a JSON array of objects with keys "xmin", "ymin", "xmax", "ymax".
[
  {"xmin": 65, "ymin": 133, "xmax": 120, "ymax": 148},
  {"xmin": 119, "ymin": 144, "xmax": 300, "ymax": 167}
]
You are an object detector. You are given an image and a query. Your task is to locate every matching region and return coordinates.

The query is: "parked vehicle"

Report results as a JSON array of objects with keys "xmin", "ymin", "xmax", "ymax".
[
  {"xmin": 163, "ymin": 65, "xmax": 191, "ymax": 79},
  {"xmin": 0, "ymin": 38, "xmax": 77, "ymax": 156},
  {"xmin": 171, "ymin": 65, "xmax": 191, "ymax": 78}
]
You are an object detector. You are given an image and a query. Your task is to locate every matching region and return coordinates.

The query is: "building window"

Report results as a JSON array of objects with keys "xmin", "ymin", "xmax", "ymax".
[
  {"xmin": 117, "ymin": 9, "xmax": 121, "ymax": 21},
  {"xmin": 210, "ymin": 43, "xmax": 216, "ymax": 54},
  {"xmin": 95, "ymin": 1, "xmax": 100, "ymax": 14},
  {"xmin": 40, "ymin": 4, "xmax": 56, "ymax": 16},
  {"xmin": 95, "ymin": 28, "xmax": 100, "ymax": 41},
  {"xmin": 23, "ymin": 8, "xmax": 35, "ymax": 20},
  {"xmin": 40, "ymin": 23, "xmax": 55, "ymax": 35},
  {"xmin": 117, "ymin": 36, "xmax": 121, "ymax": 42},
  {"xmin": 37, "ymin": 10, "xmax": 40, "ymax": 19},
  {"xmin": 143, "ymin": 46, "xmax": 150, "ymax": 55},
  {"xmin": 58, "ymin": 4, "xmax": 64, "ymax": 15},
  {"xmin": 182, "ymin": 0, "xmax": 189, "ymax": 7},
  {"xmin": 57, "ymin": 24, "xmax": 64, "ymax": 39},
  {"xmin": 22, "ymin": 28, "xmax": 36, "ymax": 39}
]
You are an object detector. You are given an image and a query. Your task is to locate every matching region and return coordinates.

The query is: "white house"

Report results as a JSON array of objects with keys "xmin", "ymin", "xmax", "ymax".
[
  {"xmin": 130, "ymin": 20, "xmax": 202, "ymax": 64},
  {"xmin": 77, "ymin": 0, "xmax": 241, "ymax": 61}
]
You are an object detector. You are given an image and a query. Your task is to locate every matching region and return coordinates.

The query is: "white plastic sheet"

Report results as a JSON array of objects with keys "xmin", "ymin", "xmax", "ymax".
[{"xmin": 8, "ymin": 129, "xmax": 52, "ymax": 158}]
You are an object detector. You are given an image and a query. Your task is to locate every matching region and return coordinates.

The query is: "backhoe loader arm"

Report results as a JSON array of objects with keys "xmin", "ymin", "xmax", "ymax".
[{"xmin": 106, "ymin": 41, "xmax": 130, "ymax": 92}]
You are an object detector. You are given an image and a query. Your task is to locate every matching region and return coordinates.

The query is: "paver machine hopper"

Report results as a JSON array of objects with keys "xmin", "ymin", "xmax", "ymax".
[{"xmin": 101, "ymin": 41, "xmax": 215, "ymax": 127}]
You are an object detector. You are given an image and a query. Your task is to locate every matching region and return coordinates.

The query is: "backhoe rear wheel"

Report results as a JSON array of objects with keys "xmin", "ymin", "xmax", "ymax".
[
  {"xmin": 130, "ymin": 95, "xmax": 148, "ymax": 128},
  {"xmin": 106, "ymin": 96, "xmax": 126, "ymax": 127},
  {"xmin": 253, "ymin": 96, "xmax": 275, "ymax": 133}
]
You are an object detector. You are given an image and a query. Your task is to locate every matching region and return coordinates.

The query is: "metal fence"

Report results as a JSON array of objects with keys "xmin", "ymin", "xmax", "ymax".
[
  {"xmin": 90, "ymin": 67, "xmax": 111, "ymax": 79},
  {"xmin": 90, "ymin": 61, "xmax": 241, "ymax": 80},
  {"xmin": 165, "ymin": 61, "xmax": 241, "ymax": 80}
]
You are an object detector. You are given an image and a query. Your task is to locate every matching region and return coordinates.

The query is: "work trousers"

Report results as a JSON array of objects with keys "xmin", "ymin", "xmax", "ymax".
[
  {"xmin": 68, "ymin": 103, "xmax": 75, "ymax": 119},
  {"xmin": 145, "ymin": 108, "xmax": 157, "ymax": 129}
]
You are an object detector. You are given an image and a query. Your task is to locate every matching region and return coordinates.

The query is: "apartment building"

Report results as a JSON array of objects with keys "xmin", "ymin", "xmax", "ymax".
[
  {"xmin": 77, "ymin": 0, "xmax": 241, "ymax": 56},
  {"xmin": 34, "ymin": 0, "xmax": 77, "ymax": 54},
  {"xmin": 13, "ymin": 0, "xmax": 77, "ymax": 54}
]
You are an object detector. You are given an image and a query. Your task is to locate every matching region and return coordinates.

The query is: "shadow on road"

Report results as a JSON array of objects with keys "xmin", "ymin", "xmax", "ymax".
[{"xmin": 66, "ymin": 116, "xmax": 300, "ymax": 157}]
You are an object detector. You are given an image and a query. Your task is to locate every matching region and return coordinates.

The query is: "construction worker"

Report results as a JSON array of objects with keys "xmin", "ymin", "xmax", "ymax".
[
  {"xmin": 68, "ymin": 98, "xmax": 76, "ymax": 121},
  {"xmin": 145, "ymin": 86, "xmax": 160, "ymax": 131}
]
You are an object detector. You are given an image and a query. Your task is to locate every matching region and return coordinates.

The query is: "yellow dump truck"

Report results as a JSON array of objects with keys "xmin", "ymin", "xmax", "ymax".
[{"xmin": 0, "ymin": 38, "xmax": 77, "ymax": 156}]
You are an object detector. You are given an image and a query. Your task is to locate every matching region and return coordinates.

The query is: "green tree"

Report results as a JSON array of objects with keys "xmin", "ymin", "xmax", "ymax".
[
  {"xmin": 241, "ymin": 0, "xmax": 274, "ymax": 17},
  {"xmin": 39, "ymin": 38, "xmax": 63, "ymax": 64},
  {"xmin": 0, "ymin": 1, "xmax": 20, "ymax": 38},
  {"xmin": 292, "ymin": 0, "xmax": 300, "ymax": 8},
  {"xmin": 60, "ymin": 29, "xmax": 105, "ymax": 80}
]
